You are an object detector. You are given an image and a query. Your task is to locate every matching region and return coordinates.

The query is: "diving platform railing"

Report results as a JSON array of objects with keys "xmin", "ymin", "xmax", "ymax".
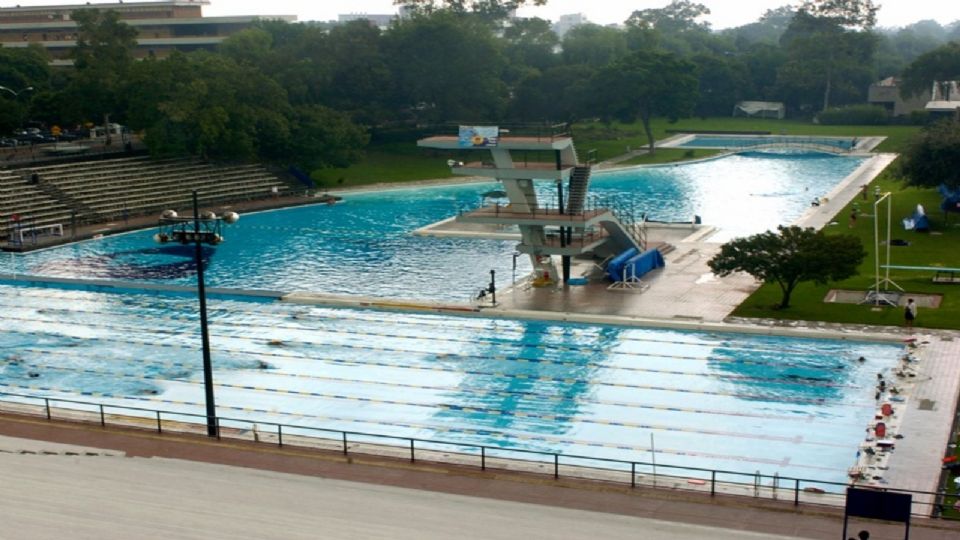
[{"xmin": 424, "ymin": 122, "xmax": 572, "ymax": 142}]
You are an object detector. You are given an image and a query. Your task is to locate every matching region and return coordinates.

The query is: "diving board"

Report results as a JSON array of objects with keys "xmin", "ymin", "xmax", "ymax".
[{"xmin": 881, "ymin": 265, "xmax": 960, "ymax": 284}]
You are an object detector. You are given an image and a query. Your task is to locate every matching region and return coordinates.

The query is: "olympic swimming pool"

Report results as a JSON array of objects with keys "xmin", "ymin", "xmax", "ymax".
[
  {"xmin": 0, "ymin": 150, "xmax": 895, "ymax": 486},
  {"xmin": 2, "ymin": 151, "xmax": 865, "ymax": 301},
  {"xmin": 0, "ymin": 285, "xmax": 902, "ymax": 484}
]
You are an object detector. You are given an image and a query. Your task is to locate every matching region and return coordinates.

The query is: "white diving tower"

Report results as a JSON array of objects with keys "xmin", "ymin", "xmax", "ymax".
[{"xmin": 417, "ymin": 124, "xmax": 646, "ymax": 284}]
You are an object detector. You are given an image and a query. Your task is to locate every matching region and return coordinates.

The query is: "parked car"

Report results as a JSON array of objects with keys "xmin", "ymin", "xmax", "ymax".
[
  {"xmin": 14, "ymin": 133, "xmax": 56, "ymax": 145},
  {"xmin": 0, "ymin": 137, "xmax": 17, "ymax": 147}
]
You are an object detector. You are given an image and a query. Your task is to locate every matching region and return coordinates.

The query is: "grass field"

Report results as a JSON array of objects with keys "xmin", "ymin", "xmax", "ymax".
[{"xmin": 730, "ymin": 171, "xmax": 960, "ymax": 329}]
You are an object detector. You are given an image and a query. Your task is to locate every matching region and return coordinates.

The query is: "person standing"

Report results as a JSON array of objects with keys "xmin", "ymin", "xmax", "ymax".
[{"xmin": 904, "ymin": 298, "xmax": 917, "ymax": 329}]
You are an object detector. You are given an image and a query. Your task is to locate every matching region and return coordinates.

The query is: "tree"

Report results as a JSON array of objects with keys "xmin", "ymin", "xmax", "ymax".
[
  {"xmin": 502, "ymin": 17, "xmax": 559, "ymax": 78},
  {"xmin": 561, "ymin": 24, "xmax": 628, "ymax": 66},
  {"xmin": 509, "ymin": 64, "xmax": 595, "ymax": 122},
  {"xmin": 724, "ymin": 6, "xmax": 796, "ymax": 46},
  {"xmin": 777, "ymin": 10, "xmax": 877, "ymax": 112},
  {"xmin": 590, "ymin": 50, "xmax": 699, "ymax": 153},
  {"xmin": 626, "ymin": 0, "xmax": 711, "ymax": 34},
  {"xmin": 798, "ymin": 0, "xmax": 878, "ymax": 30},
  {"xmin": 0, "ymin": 45, "xmax": 50, "ymax": 132},
  {"xmin": 625, "ymin": 1, "xmax": 718, "ymax": 55},
  {"xmin": 691, "ymin": 52, "xmax": 751, "ymax": 117},
  {"xmin": 900, "ymin": 41, "xmax": 960, "ymax": 98},
  {"xmin": 385, "ymin": 12, "xmax": 507, "ymax": 122},
  {"xmin": 394, "ymin": 0, "xmax": 546, "ymax": 21},
  {"xmin": 708, "ymin": 225, "xmax": 866, "ymax": 309},
  {"xmin": 899, "ymin": 120, "xmax": 960, "ymax": 190},
  {"xmin": 64, "ymin": 8, "xmax": 139, "ymax": 124},
  {"xmin": 285, "ymin": 105, "xmax": 370, "ymax": 171}
]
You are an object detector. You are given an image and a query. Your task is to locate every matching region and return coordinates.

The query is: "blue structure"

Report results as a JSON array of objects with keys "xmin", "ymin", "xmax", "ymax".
[
  {"xmin": 939, "ymin": 184, "xmax": 960, "ymax": 215},
  {"xmin": 606, "ymin": 248, "xmax": 664, "ymax": 281}
]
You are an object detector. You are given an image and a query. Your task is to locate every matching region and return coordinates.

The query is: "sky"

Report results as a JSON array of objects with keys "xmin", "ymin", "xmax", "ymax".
[{"xmin": 5, "ymin": 1, "xmax": 960, "ymax": 30}]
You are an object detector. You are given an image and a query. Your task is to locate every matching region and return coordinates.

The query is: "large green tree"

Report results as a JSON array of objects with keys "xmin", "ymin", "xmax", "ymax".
[
  {"xmin": 385, "ymin": 12, "xmax": 507, "ymax": 122},
  {"xmin": 0, "ymin": 45, "xmax": 49, "ymax": 132},
  {"xmin": 777, "ymin": 10, "xmax": 877, "ymax": 112},
  {"xmin": 900, "ymin": 41, "xmax": 960, "ymax": 99},
  {"xmin": 899, "ymin": 120, "xmax": 960, "ymax": 190},
  {"xmin": 591, "ymin": 50, "xmax": 699, "ymax": 153},
  {"xmin": 64, "ymin": 8, "xmax": 139, "ymax": 125},
  {"xmin": 138, "ymin": 52, "xmax": 291, "ymax": 161},
  {"xmin": 561, "ymin": 24, "xmax": 628, "ymax": 66},
  {"xmin": 393, "ymin": 0, "xmax": 545, "ymax": 21},
  {"xmin": 708, "ymin": 225, "xmax": 866, "ymax": 309},
  {"xmin": 509, "ymin": 64, "xmax": 595, "ymax": 122},
  {"xmin": 692, "ymin": 52, "xmax": 752, "ymax": 117}
]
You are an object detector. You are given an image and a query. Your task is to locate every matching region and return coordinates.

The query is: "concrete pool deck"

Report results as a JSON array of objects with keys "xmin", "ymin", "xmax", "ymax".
[{"xmin": 1, "ymin": 414, "xmax": 959, "ymax": 539}]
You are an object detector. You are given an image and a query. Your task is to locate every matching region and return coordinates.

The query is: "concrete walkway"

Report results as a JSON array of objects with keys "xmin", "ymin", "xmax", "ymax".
[{"xmin": 2, "ymin": 416, "xmax": 958, "ymax": 540}]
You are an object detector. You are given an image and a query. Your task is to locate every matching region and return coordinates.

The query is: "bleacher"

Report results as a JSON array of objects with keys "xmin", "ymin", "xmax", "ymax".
[
  {"xmin": 0, "ymin": 169, "xmax": 74, "ymax": 244},
  {"xmin": 1, "ymin": 156, "xmax": 295, "ymax": 244}
]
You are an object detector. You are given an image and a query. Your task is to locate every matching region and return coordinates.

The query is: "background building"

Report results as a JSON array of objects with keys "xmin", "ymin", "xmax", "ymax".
[{"xmin": 0, "ymin": 1, "xmax": 296, "ymax": 64}]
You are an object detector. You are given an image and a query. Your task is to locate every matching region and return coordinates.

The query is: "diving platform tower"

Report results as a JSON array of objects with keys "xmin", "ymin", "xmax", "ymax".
[{"xmin": 417, "ymin": 124, "xmax": 646, "ymax": 284}]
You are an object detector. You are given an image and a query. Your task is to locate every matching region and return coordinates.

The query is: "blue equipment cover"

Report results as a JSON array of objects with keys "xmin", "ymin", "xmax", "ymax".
[
  {"xmin": 940, "ymin": 184, "xmax": 960, "ymax": 214},
  {"xmin": 624, "ymin": 249, "xmax": 665, "ymax": 279},
  {"xmin": 606, "ymin": 248, "xmax": 638, "ymax": 281}
]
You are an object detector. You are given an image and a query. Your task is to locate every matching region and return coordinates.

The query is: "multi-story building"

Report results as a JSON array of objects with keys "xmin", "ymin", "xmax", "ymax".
[{"xmin": 0, "ymin": 1, "xmax": 296, "ymax": 64}]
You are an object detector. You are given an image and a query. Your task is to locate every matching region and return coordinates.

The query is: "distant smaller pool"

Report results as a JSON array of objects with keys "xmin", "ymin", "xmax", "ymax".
[{"xmin": 673, "ymin": 134, "xmax": 857, "ymax": 151}]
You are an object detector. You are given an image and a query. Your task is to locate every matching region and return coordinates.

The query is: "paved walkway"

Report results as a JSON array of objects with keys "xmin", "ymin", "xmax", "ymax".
[{"xmin": 2, "ymin": 415, "xmax": 959, "ymax": 539}]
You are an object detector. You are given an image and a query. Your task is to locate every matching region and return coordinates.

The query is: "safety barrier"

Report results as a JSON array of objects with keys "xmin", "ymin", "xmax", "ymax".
[{"xmin": 0, "ymin": 389, "xmax": 955, "ymax": 519}]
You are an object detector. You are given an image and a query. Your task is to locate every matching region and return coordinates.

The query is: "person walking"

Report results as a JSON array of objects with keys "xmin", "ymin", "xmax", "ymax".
[{"xmin": 904, "ymin": 298, "xmax": 917, "ymax": 329}]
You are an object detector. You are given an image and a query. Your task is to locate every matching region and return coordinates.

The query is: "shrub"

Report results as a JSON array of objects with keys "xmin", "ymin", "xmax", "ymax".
[{"xmin": 817, "ymin": 105, "xmax": 889, "ymax": 125}]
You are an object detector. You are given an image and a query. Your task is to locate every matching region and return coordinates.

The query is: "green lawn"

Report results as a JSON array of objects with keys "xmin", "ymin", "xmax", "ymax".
[
  {"xmin": 312, "ymin": 141, "xmax": 457, "ymax": 188},
  {"xmin": 730, "ymin": 173, "xmax": 960, "ymax": 329}
]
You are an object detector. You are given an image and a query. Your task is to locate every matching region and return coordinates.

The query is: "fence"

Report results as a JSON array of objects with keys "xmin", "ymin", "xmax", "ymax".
[{"xmin": 0, "ymin": 389, "xmax": 954, "ymax": 519}]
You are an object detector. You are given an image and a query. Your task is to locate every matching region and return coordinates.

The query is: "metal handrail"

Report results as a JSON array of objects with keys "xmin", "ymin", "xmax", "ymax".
[{"xmin": 0, "ymin": 389, "xmax": 954, "ymax": 519}]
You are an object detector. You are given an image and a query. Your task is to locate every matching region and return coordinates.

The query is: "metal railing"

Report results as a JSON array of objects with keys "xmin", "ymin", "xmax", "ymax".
[
  {"xmin": 1, "ymin": 389, "xmax": 955, "ymax": 519},
  {"xmin": 434, "ymin": 122, "xmax": 571, "ymax": 142}
]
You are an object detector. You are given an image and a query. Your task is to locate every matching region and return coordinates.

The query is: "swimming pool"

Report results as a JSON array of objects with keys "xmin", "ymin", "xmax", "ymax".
[
  {"xmin": 673, "ymin": 134, "xmax": 857, "ymax": 150},
  {"xmin": 0, "ymin": 285, "xmax": 902, "ymax": 484},
  {"xmin": 2, "ymin": 152, "xmax": 865, "ymax": 300}
]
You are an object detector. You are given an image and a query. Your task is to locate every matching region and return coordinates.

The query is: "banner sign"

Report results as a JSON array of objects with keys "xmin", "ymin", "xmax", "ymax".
[{"xmin": 458, "ymin": 126, "xmax": 499, "ymax": 148}]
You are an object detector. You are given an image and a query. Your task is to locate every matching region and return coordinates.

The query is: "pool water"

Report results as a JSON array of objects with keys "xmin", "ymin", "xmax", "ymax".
[
  {"xmin": 3, "ymin": 152, "xmax": 864, "ymax": 301},
  {"xmin": 676, "ymin": 135, "xmax": 856, "ymax": 150},
  {"xmin": 0, "ymin": 285, "xmax": 902, "ymax": 484}
]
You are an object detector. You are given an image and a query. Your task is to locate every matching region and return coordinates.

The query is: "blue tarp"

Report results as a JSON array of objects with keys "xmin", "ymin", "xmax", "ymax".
[
  {"xmin": 940, "ymin": 184, "xmax": 960, "ymax": 214},
  {"xmin": 605, "ymin": 248, "xmax": 638, "ymax": 282},
  {"xmin": 607, "ymin": 248, "xmax": 664, "ymax": 281}
]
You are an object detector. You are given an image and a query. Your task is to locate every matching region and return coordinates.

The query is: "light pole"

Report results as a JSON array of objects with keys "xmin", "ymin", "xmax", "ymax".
[
  {"xmin": 0, "ymin": 85, "xmax": 34, "ymax": 98},
  {"xmin": 156, "ymin": 196, "xmax": 237, "ymax": 437},
  {"xmin": 0, "ymin": 85, "xmax": 34, "ymax": 133},
  {"xmin": 192, "ymin": 190, "xmax": 217, "ymax": 437}
]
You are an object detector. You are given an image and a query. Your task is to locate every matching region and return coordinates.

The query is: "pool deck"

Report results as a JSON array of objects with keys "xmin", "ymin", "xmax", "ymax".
[{"xmin": 2, "ymin": 415, "xmax": 960, "ymax": 539}]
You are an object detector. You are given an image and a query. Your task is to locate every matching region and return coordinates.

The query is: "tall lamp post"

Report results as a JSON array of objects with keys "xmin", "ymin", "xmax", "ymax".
[
  {"xmin": 0, "ymin": 85, "xmax": 35, "ymax": 131},
  {"xmin": 192, "ymin": 190, "xmax": 217, "ymax": 437},
  {"xmin": 156, "ymin": 195, "xmax": 238, "ymax": 438}
]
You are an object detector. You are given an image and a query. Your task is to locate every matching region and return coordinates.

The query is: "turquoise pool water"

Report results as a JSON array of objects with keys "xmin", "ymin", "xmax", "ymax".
[
  {"xmin": 677, "ymin": 135, "xmax": 856, "ymax": 150},
  {"xmin": 0, "ymin": 285, "xmax": 902, "ymax": 484},
  {"xmin": 3, "ymin": 152, "xmax": 864, "ymax": 300}
]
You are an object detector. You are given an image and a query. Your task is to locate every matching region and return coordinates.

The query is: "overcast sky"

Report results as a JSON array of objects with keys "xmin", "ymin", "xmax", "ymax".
[{"xmin": 7, "ymin": 1, "xmax": 960, "ymax": 29}]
